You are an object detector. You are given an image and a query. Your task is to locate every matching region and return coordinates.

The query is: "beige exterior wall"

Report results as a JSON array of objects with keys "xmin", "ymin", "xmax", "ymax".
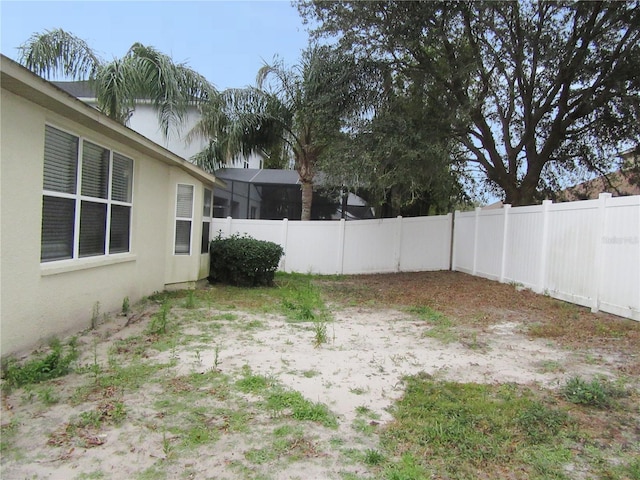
[
  {"xmin": 1, "ymin": 77, "xmax": 215, "ymax": 356},
  {"xmin": 163, "ymin": 169, "xmax": 210, "ymax": 288}
]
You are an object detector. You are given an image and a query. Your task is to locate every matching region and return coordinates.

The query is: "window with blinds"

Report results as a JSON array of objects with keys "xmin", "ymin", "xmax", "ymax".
[
  {"xmin": 175, "ymin": 184, "xmax": 194, "ymax": 255},
  {"xmin": 41, "ymin": 125, "xmax": 133, "ymax": 262},
  {"xmin": 201, "ymin": 188, "xmax": 212, "ymax": 254}
]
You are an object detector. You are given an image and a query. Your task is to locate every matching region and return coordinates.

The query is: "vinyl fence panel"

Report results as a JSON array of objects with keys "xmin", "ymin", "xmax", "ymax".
[
  {"xmin": 545, "ymin": 200, "xmax": 601, "ymax": 308},
  {"xmin": 454, "ymin": 194, "xmax": 639, "ymax": 321},
  {"xmin": 342, "ymin": 218, "xmax": 401, "ymax": 274},
  {"xmin": 474, "ymin": 208, "xmax": 508, "ymax": 281},
  {"xmin": 213, "ymin": 215, "xmax": 454, "ymax": 276},
  {"xmin": 596, "ymin": 196, "xmax": 640, "ymax": 319},
  {"xmin": 285, "ymin": 220, "xmax": 343, "ymax": 274},
  {"xmin": 451, "ymin": 210, "xmax": 476, "ymax": 274},
  {"xmin": 502, "ymin": 204, "xmax": 546, "ymax": 290},
  {"xmin": 399, "ymin": 215, "xmax": 452, "ymax": 272},
  {"xmin": 212, "ymin": 193, "xmax": 639, "ymax": 321}
]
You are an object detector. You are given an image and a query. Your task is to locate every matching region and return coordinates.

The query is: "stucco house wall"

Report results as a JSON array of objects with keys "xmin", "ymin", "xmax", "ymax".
[
  {"xmin": 1, "ymin": 56, "xmax": 218, "ymax": 356},
  {"xmin": 127, "ymin": 103, "xmax": 207, "ymax": 161}
]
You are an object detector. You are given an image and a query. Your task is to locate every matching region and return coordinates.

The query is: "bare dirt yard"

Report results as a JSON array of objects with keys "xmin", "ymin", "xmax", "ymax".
[{"xmin": 1, "ymin": 271, "xmax": 639, "ymax": 479}]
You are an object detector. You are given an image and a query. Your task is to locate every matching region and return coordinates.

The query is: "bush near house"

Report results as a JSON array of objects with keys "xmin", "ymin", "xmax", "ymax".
[{"xmin": 209, "ymin": 234, "xmax": 284, "ymax": 287}]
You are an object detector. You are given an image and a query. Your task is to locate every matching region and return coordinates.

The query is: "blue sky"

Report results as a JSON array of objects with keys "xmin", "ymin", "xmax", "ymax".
[{"xmin": 0, "ymin": 1, "xmax": 311, "ymax": 90}]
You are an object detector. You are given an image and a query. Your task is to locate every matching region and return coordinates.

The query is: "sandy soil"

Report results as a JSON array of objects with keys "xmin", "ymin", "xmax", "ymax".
[{"xmin": 1, "ymin": 273, "xmax": 638, "ymax": 480}]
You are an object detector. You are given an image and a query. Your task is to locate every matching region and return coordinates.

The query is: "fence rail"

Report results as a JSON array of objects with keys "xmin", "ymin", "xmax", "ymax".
[{"xmin": 212, "ymin": 193, "xmax": 639, "ymax": 321}]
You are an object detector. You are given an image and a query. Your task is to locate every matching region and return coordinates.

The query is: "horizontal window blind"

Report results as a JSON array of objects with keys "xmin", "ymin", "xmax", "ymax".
[
  {"xmin": 110, "ymin": 205, "xmax": 131, "ymax": 254},
  {"xmin": 175, "ymin": 220, "xmax": 191, "ymax": 255},
  {"xmin": 203, "ymin": 188, "xmax": 212, "ymax": 217},
  {"xmin": 81, "ymin": 141, "xmax": 109, "ymax": 199},
  {"xmin": 79, "ymin": 201, "xmax": 107, "ymax": 257},
  {"xmin": 176, "ymin": 184, "xmax": 194, "ymax": 218},
  {"xmin": 41, "ymin": 125, "xmax": 134, "ymax": 262},
  {"xmin": 112, "ymin": 153, "xmax": 133, "ymax": 203},
  {"xmin": 174, "ymin": 184, "xmax": 194, "ymax": 255},
  {"xmin": 43, "ymin": 125, "xmax": 78, "ymax": 194},
  {"xmin": 41, "ymin": 196, "xmax": 75, "ymax": 261}
]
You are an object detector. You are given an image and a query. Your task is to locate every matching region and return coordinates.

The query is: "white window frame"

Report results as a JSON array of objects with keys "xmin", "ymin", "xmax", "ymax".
[
  {"xmin": 41, "ymin": 124, "xmax": 134, "ymax": 264},
  {"xmin": 201, "ymin": 187, "xmax": 213, "ymax": 254},
  {"xmin": 174, "ymin": 183, "xmax": 194, "ymax": 255}
]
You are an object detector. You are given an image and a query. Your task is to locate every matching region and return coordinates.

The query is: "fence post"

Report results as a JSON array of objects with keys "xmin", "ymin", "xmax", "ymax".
[
  {"xmin": 592, "ymin": 193, "xmax": 612, "ymax": 313},
  {"xmin": 448, "ymin": 212, "xmax": 455, "ymax": 271},
  {"xmin": 280, "ymin": 218, "xmax": 289, "ymax": 272},
  {"xmin": 499, "ymin": 204, "xmax": 511, "ymax": 283},
  {"xmin": 451, "ymin": 211, "xmax": 460, "ymax": 271},
  {"xmin": 537, "ymin": 200, "xmax": 552, "ymax": 294},
  {"xmin": 472, "ymin": 207, "xmax": 481, "ymax": 275},
  {"xmin": 395, "ymin": 216, "xmax": 403, "ymax": 272},
  {"xmin": 337, "ymin": 218, "xmax": 346, "ymax": 275},
  {"xmin": 224, "ymin": 216, "xmax": 232, "ymax": 237}
]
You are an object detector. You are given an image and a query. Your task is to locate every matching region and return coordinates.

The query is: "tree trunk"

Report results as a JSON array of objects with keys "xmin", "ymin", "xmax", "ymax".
[
  {"xmin": 503, "ymin": 183, "xmax": 538, "ymax": 206},
  {"xmin": 300, "ymin": 180, "xmax": 313, "ymax": 221}
]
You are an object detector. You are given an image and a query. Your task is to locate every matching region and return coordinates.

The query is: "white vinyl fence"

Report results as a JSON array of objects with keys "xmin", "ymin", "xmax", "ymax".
[
  {"xmin": 212, "ymin": 193, "xmax": 639, "ymax": 321},
  {"xmin": 452, "ymin": 193, "xmax": 639, "ymax": 321},
  {"xmin": 212, "ymin": 215, "xmax": 453, "ymax": 275}
]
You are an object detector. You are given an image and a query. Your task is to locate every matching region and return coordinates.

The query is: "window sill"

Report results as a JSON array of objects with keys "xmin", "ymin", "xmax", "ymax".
[{"xmin": 40, "ymin": 254, "xmax": 137, "ymax": 277}]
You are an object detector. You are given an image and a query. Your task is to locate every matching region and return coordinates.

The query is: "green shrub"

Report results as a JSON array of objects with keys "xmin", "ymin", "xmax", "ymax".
[{"xmin": 209, "ymin": 233, "xmax": 284, "ymax": 287}]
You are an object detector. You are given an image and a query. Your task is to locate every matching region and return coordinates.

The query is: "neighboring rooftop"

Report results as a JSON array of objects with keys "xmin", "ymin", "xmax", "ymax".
[
  {"xmin": 558, "ymin": 147, "xmax": 639, "ymax": 202},
  {"xmin": 215, "ymin": 168, "xmax": 301, "ymax": 185},
  {"xmin": 52, "ymin": 80, "xmax": 95, "ymax": 99}
]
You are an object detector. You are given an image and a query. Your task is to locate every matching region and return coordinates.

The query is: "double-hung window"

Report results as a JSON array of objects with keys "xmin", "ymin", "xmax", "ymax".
[
  {"xmin": 41, "ymin": 125, "xmax": 133, "ymax": 263},
  {"xmin": 201, "ymin": 188, "xmax": 213, "ymax": 254},
  {"xmin": 175, "ymin": 184, "xmax": 194, "ymax": 255}
]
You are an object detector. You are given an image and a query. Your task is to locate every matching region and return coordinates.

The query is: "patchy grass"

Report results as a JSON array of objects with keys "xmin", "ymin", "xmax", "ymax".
[
  {"xmin": 377, "ymin": 374, "xmax": 639, "ymax": 479},
  {"xmin": 1, "ymin": 271, "xmax": 638, "ymax": 480},
  {"xmin": 1, "ymin": 337, "xmax": 79, "ymax": 392},
  {"xmin": 317, "ymin": 271, "xmax": 640, "ymax": 353},
  {"xmin": 408, "ymin": 305, "xmax": 458, "ymax": 344}
]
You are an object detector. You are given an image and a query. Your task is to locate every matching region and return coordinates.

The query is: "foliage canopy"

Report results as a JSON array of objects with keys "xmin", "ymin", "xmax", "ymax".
[
  {"xmin": 300, "ymin": 0, "xmax": 640, "ymax": 205},
  {"xmin": 190, "ymin": 45, "xmax": 377, "ymax": 219}
]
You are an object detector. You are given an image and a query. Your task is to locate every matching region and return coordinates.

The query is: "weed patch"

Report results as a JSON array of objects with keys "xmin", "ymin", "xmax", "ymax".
[
  {"xmin": 233, "ymin": 366, "xmax": 338, "ymax": 428},
  {"xmin": 380, "ymin": 376, "xmax": 576, "ymax": 478},
  {"xmin": 236, "ymin": 366, "xmax": 274, "ymax": 394},
  {"xmin": 279, "ymin": 274, "xmax": 326, "ymax": 322},
  {"xmin": 562, "ymin": 375, "xmax": 628, "ymax": 408},
  {"xmin": 409, "ymin": 305, "xmax": 457, "ymax": 344},
  {"xmin": 2, "ymin": 338, "xmax": 79, "ymax": 392},
  {"xmin": 147, "ymin": 301, "xmax": 171, "ymax": 335},
  {"xmin": 266, "ymin": 389, "xmax": 338, "ymax": 428}
]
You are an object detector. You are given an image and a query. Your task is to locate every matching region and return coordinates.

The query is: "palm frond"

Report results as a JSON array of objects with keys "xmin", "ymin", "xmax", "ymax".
[
  {"xmin": 94, "ymin": 58, "xmax": 138, "ymax": 123},
  {"xmin": 18, "ymin": 28, "xmax": 101, "ymax": 80},
  {"xmin": 126, "ymin": 43, "xmax": 215, "ymax": 136},
  {"xmin": 190, "ymin": 141, "xmax": 227, "ymax": 173}
]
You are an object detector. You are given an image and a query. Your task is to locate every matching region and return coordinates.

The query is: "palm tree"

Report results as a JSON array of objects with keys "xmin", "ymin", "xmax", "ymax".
[
  {"xmin": 18, "ymin": 28, "xmax": 214, "ymax": 134},
  {"xmin": 190, "ymin": 46, "xmax": 372, "ymax": 220}
]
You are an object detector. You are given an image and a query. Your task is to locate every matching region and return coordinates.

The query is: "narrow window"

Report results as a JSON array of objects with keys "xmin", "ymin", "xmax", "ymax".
[
  {"xmin": 110, "ymin": 153, "xmax": 133, "ymax": 253},
  {"xmin": 42, "ymin": 126, "xmax": 78, "ymax": 262},
  {"xmin": 175, "ymin": 184, "xmax": 194, "ymax": 255},
  {"xmin": 79, "ymin": 141, "xmax": 109, "ymax": 257},
  {"xmin": 201, "ymin": 188, "xmax": 213, "ymax": 253}
]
